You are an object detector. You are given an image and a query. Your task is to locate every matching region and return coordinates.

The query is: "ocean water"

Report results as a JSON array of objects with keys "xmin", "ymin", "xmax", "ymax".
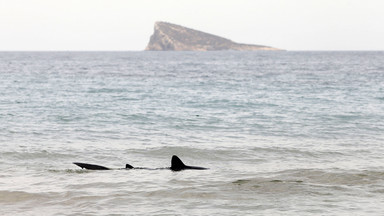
[{"xmin": 0, "ymin": 51, "xmax": 384, "ymax": 215}]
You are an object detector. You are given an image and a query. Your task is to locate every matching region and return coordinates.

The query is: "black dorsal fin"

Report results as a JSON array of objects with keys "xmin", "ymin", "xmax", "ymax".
[
  {"xmin": 73, "ymin": 162, "xmax": 110, "ymax": 170},
  {"xmin": 125, "ymin": 164, "xmax": 134, "ymax": 169},
  {"xmin": 171, "ymin": 155, "xmax": 186, "ymax": 171}
]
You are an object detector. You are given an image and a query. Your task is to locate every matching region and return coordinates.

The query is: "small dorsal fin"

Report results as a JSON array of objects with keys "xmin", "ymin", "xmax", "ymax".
[
  {"xmin": 171, "ymin": 155, "xmax": 186, "ymax": 171},
  {"xmin": 125, "ymin": 164, "xmax": 134, "ymax": 169}
]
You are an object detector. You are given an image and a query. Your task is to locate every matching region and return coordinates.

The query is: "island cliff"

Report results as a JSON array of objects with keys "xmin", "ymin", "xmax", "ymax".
[{"xmin": 145, "ymin": 21, "xmax": 281, "ymax": 51}]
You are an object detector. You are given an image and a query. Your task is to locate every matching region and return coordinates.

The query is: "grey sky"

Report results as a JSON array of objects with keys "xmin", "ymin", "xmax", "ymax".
[{"xmin": 1, "ymin": 0, "xmax": 383, "ymax": 51}]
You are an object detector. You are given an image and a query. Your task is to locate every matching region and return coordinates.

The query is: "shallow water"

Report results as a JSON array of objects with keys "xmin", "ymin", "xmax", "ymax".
[{"xmin": 1, "ymin": 51, "xmax": 384, "ymax": 215}]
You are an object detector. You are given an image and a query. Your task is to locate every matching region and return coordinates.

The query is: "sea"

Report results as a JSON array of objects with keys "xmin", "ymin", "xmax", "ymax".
[{"xmin": 0, "ymin": 51, "xmax": 383, "ymax": 215}]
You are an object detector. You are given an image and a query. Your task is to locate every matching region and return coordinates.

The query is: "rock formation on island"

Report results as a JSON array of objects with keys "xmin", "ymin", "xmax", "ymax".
[{"xmin": 145, "ymin": 21, "xmax": 281, "ymax": 51}]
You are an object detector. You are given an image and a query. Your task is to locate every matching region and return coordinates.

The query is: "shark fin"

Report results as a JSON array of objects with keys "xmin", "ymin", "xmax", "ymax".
[
  {"xmin": 125, "ymin": 164, "xmax": 134, "ymax": 169},
  {"xmin": 73, "ymin": 162, "xmax": 110, "ymax": 170},
  {"xmin": 170, "ymin": 155, "xmax": 208, "ymax": 171},
  {"xmin": 171, "ymin": 155, "xmax": 186, "ymax": 171}
]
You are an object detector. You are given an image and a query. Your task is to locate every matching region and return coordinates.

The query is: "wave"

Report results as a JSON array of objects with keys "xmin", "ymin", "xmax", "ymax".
[
  {"xmin": 0, "ymin": 191, "xmax": 53, "ymax": 203},
  {"xmin": 230, "ymin": 168, "xmax": 384, "ymax": 195}
]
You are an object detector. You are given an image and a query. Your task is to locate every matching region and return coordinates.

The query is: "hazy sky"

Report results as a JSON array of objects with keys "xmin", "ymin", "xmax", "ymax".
[{"xmin": 1, "ymin": 0, "xmax": 383, "ymax": 51}]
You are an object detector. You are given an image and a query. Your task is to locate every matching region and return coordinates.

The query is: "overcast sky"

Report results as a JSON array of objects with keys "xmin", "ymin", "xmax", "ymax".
[{"xmin": 1, "ymin": 0, "xmax": 383, "ymax": 51}]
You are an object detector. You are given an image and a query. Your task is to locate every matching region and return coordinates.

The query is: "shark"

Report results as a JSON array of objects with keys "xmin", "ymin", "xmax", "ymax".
[{"xmin": 73, "ymin": 155, "xmax": 208, "ymax": 171}]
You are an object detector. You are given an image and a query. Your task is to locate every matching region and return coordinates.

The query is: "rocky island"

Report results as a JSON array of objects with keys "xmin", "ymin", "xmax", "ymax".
[{"xmin": 145, "ymin": 21, "xmax": 281, "ymax": 51}]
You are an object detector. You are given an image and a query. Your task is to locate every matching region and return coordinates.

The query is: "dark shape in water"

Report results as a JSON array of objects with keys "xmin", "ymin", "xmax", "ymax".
[
  {"xmin": 73, "ymin": 155, "xmax": 208, "ymax": 172},
  {"xmin": 170, "ymin": 155, "xmax": 207, "ymax": 171},
  {"xmin": 73, "ymin": 162, "xmax": 110, "ymax": 170}
]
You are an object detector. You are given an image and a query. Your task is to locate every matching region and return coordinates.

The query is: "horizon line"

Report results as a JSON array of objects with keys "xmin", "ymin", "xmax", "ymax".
[{"xmin": 0, "ymin": 50, "xmax": 383, "ymax": 52}]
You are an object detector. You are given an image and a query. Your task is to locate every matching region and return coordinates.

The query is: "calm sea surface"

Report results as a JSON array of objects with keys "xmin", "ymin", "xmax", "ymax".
[{"xmin": 0, "ymin": 51, "xmax": 384, "ymax": 215}]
